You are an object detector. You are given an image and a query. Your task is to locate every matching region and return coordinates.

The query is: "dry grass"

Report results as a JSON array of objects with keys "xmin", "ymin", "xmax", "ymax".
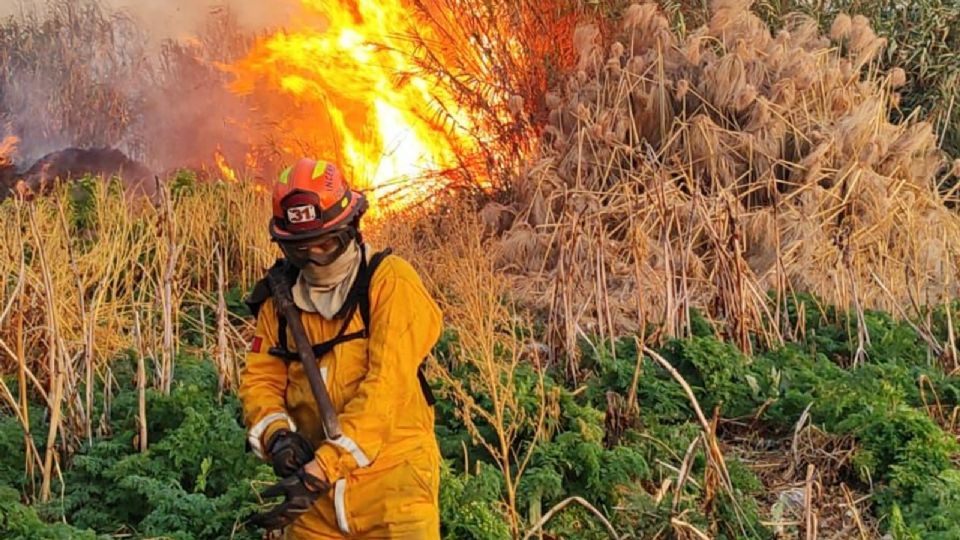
[
  {"xmin": 484, "ymin": 1, "xmax": 960, "ymax": 371},
  {"xmin": 0, "ymin": 178, "xmax": 273, "ymax": 499},
  {"xmin": 751, "ymin": 0, "xmax": 960, "ymax": 159},
  {"xmin": 377, "ymin": 208, "xmax": 555, "ymax": 536}
]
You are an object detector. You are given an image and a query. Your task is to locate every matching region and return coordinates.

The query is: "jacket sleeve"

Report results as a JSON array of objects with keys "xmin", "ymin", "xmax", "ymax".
[
  {"xmin": 238, "ymin": 297, "xmax": 294, "ymax": 460},
  {"xmin": 314, "ymin": 259, "xmax": 442, "ymax": 481}
]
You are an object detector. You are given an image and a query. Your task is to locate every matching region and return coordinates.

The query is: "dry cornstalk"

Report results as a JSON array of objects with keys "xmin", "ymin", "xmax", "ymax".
[
  {"xmin": 672, "ymin": 434, "xmax": 703, "ymax": 512},
  {"xmin": 158, "ymin": 179, "xmax": 181, "ymax": 395},
  {"xmin": 215, "ymin": 244, "xmax": 233, "ymax": 396},
  {"xmin": 134, "ymin": 310, "xmax": 148, "ymax": 453},
  {"xmin": 670, "ymin": 518, "xmax": 712, "ymax": 540},
  {"xmin": 804, "ymin": 464, "xmax": 819, "ymax": 540},
  {"xmin": 17, "ymin": 295, "xmax": 39, "ymax": 498},
  {"xmin": 944, "ymin": 300, "xmax": 958, "ymax": 372},
  {"xmin": 29, "ymin": 204, "xmax": 65, "ymax": 502},
  {"xmin": 625, "ymin": 332, "xmax": 645, "ymax": 418},
  {"xmin": 200, "ymin": 303, "xmax": 208, "ymax": 351},
  {"xmin": 98, "ymin": 366, "xmax": 114, "ymax": 438},
  {"xmin": 56, "ymin": 201, "xmax": 94, "ymax": 442}
]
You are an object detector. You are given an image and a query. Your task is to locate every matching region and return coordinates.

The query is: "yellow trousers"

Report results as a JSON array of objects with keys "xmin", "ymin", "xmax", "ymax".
[{"xmin": 285, "ymin": 455, "xmax": 440, "ymax": 539}]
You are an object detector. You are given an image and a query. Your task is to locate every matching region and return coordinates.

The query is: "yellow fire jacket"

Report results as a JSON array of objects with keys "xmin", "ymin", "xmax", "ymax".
[{"xmin": 239, "ymin": 254, "xmax": 443, "ymax": 537}]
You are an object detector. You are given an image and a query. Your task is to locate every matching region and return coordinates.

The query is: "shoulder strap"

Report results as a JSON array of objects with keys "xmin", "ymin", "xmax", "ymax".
[
  {"xmin": 271, "ymin": 246, "xmax": 393, "ymax": 357},
  {"xmin": 245, "ymin": 258, "xmax": 299, "ymax": 318},
  {"xmin": 261, "ymin": 246, "xmax": 435, "ymax": 406},
  {"xmin": 352, "ymin": 247, "xmax": 434, "ymax": 405},
  {"xmin": 357, "ymin": 248, "xmax": 394, "ymax": 329}
]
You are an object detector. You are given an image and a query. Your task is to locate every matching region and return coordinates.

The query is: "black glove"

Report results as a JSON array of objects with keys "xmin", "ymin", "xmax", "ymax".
[
  {"xmin": 248, "ymin": 468, "xmax": 330, "ymax": 531},
  {"xmin": 266, "ymin": 429, "xmax": 314, "ymax": 478}
]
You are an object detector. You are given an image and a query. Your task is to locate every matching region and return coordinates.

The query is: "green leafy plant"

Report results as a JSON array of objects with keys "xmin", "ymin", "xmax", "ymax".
[{"xmin": 38, "ymin": 357, "xmax": 270, "ymax": 540}]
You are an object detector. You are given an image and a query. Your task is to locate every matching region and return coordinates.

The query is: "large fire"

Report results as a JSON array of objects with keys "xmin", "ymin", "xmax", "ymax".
[{"xmin": 227, "ymin": 0, "xmax": 478, "ymax": 211}]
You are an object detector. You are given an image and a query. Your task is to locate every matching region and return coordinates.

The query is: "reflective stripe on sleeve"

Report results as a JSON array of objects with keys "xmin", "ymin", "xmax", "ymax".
[
  {"xmin": 247, "ymin": 412, "xmax": 296, "ymax": 460},
  {"xmin": 329, "ymin": 435, "xmax": 371, "ymax": 468},
  {"xmin": 334, "ymin": 478, "xmax": 350, "ymax": 533}
]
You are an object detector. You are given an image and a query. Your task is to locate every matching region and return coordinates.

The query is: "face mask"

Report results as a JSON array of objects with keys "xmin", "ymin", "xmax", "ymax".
[
  {"xmin": 291, "ymin": 241, "xmax": 365, "ymax": 318},
  {"xmin": 279, "ymin": 228, "xmax": 357, "ymax": 269},
  {"xmin": 299, "ymin": 241, "xmax": 360, "ymax": 289}
]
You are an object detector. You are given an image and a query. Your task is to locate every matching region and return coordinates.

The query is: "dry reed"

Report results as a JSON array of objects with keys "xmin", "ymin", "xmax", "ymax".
[{"xmin": 485, "ymin": 1, "xmax": 960, "ymax": 368}]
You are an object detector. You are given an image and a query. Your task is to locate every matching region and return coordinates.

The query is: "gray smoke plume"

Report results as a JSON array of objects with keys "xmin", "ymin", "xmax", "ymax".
[
  {"xmin": 0, "ymin": 0, "xmax": 297, "ymax": 44},
  {"xmin": 0, "ymin": 0, "xmax": 298, "ymax": 176}
]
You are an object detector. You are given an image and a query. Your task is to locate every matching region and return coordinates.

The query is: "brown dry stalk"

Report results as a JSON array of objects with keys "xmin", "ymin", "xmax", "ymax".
[
  {"xmin": 55, "ymin": 201, "xmax": 94, "ymax": 442},
  {"xmin": 158, "ymin": 180, "xmax": 179, "ymax": 395},
  {"xmin": 673, "ymin": 435, "xmax": 703, "ymax": 513},
  {"xmin": 804, "ymin": 464, "xmax": 819, "ymax": 540},
  {"xmin": 948, "ymin": 407, "xmax": 960, "ymax": 434},
  {"xmin": 29, "ymin": 204, "xmax": 66, "ymax": 502},
  {"xmin": 919, "ymin": 375, "xmax": 944, "ymax": 420},
  {"xmin": 643, "ymin": 346, "xmax": 751, "ymax": 533},
  {"xmin": 521, "ymin": 496, "xmax": 622, "ymax": 540},
  {"xmin": 670, "ymin": 518, "xmax": 712, "ymax": 540},
  {"xmin": 944, "ymin": 299, "xmax": 958, "ymax": 372},
  {"xmin": 841, "ymin": 483, "xmax": 869, "ymax": 540},
  {"xmin": 215, "ymin": 244, "xmax": 233, "ymax": 397},
  {"xmin": 625, "ymin": 332, "xmax": 645, "ymax": 418},
  {"xmin": 134, "ymin": 310, "xmax": 148, "ymax": 453},
  {"xmin": 16, "ymin": 293, "xmax": 39, "ymax": 498}
]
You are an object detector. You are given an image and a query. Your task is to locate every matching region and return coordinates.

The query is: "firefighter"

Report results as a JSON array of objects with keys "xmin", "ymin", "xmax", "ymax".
[{"xmin": 239, "ymin": 158, "xmax": 443, "ymax": 539}]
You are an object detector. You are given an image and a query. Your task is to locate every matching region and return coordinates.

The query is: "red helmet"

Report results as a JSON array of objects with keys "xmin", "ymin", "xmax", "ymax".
[{"xmin": 269, "ymin": 158, "xmax": 367, "ymax": 242}]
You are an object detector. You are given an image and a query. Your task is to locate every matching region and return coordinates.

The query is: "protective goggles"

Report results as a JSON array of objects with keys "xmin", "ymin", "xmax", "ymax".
[{"xmin": 278, "ymin": 228, "xmax": 357, "ymax": 268}]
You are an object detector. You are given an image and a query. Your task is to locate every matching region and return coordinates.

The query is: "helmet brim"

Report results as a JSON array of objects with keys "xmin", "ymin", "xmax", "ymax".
[
  {"xmin": 269, "ymin": 218, "xmax": 328, "ymax": 242},
  {"xmin": 269, "ymin": 193, "xmax": 367, "ymax": 242}
]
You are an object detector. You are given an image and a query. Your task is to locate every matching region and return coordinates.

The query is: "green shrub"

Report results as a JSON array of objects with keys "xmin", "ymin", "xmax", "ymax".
[
  {"xmin": 44, "ymin": 357, "xmax": 269, "ymax": 540},
  {"xmin": 439, "ymin": 462, "xmax": 511, "ymax": 540},
  {"xmin": 4, "ymin": 301, "xmax": 959, "ymax": 539},
  {"xmin": 891, "ymin": 470, "xmax": 960, "ymax": 539},
  {"xmin": 0, "ymin": 486, "xmax": 102, "ymax": 539}
]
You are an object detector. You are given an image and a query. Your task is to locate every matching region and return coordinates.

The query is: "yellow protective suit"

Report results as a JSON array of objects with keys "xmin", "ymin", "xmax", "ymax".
[{"xmin": 239, "ymin": 254, "xmax": 443, "ymax": 539}]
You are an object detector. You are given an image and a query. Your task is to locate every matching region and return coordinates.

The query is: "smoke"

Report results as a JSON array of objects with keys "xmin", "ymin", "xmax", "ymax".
[
  {"xmin": 0, "ymin": 0, "xmax": 298, "ymax": 43},
  {"xmin": 0, "ymin": 1, "xmax": 148, "ymax": 166},
  {"xmin": 0, "ymin": 0, "xmax": 304, "ymax": 175}
]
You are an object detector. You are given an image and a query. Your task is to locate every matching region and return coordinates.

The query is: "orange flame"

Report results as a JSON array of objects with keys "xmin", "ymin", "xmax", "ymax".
[
  {"xmin": 0, "ymin": 135, "xmax": 19, "ymax": 167},
  {"xmin": 213, "ymin": 148, "xmax": 239, "ymax": 183},
  {"xmin": 226, "ymin": 0, "xmax": 476, "ymax": 211}
]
